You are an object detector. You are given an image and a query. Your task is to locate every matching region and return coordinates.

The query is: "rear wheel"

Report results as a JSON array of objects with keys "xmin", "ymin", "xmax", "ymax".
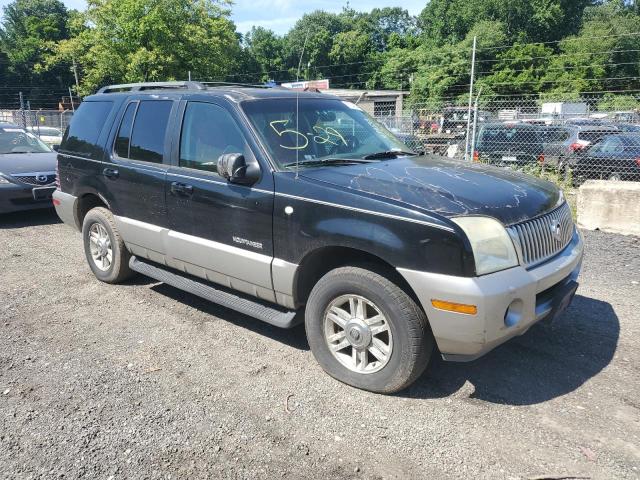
[
  {"xmin": 82, "ymin": 207, "xmax": 134, "ymax": 284},
  {"xmin": 305, "ymin": 266, "xmax": 433, "ymax": 393},
  {"xmin": 608, "ymin": 172, "xmax": 622, "ymax": 182}
]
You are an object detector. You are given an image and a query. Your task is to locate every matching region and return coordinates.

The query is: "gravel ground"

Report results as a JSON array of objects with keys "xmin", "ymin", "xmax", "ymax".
[{"xmin": 0, "ymin": 209, "xmax": 639, "ymax": 480}]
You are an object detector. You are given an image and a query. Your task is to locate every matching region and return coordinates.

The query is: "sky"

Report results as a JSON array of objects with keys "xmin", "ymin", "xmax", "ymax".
[{"xmin": 0, "ymin": 0, "xmax": 427, "ymax": 35}]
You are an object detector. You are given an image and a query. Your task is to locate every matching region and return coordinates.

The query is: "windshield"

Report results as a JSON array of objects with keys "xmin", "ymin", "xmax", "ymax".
[
  {"xmin": 0, "ymin": 127, "xmax": 51, "ymax": 154},
  {"xmin": 241, "ymin": 97, "xmax": 411, "ymax": 169}
]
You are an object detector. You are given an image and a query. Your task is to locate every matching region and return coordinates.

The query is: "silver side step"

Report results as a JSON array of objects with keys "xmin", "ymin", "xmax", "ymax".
[{"xmin": 129, "ymin": 256, "xmax": 300, "ymax": 329}]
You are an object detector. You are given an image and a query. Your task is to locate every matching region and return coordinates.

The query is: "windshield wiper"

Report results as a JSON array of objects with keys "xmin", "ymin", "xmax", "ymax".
[
  {"xmin": 362, "ymin": 150, "xmax": 417, "ymax": 160},
  {"xmin": 283, "ymin": 158, "xmax": 375, "ymax": 168}
]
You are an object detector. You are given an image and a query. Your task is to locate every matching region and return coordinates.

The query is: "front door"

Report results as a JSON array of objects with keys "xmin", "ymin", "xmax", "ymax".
[{"xmin": 164, "ymin": 100, "xmax": 276, "ymax": 302}]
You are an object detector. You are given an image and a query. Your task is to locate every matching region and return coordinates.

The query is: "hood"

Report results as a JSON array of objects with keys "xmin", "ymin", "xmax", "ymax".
[
  {"xmin": 300, "ymin": 155, "xmax": 562, "ymax": 226},
  {"xmin": 0, "ymin": 152, "xmax": 57, "ymax": 175}
]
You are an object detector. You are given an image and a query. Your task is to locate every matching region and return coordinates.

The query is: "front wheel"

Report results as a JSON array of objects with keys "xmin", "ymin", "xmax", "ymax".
[{"xmin": 305, "ymin": 267, "xmax": 434, "ymax": 393}]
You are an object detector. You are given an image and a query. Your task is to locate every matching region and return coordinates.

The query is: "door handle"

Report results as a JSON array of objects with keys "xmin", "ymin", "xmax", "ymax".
[
  {"xmin": 103, "ymin": 167, "xmax": 119, "ymax": 179},
  {"xmin": 170, "ymin": 182, "xmax": 194, "ymax": 196}
]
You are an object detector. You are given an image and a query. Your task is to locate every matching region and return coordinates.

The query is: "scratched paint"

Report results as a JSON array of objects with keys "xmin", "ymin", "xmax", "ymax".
[{"xmin": 297, "ymin": 154, "xmax": 560, "ymax": 226}]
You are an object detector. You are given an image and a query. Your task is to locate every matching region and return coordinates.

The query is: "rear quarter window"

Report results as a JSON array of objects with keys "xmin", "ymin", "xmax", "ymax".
[{"xmin": 61, "ymin": 101, "xmax": 114, "ymax": 159}]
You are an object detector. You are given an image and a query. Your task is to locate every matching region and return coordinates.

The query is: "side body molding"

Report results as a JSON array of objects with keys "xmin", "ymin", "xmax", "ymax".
[{"xmin": 113, "ymin": 216, "xmax": 298, "ymax": 309}]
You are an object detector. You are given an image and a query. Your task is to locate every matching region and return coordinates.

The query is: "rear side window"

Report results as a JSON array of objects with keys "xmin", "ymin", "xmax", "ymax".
[
  {"xmin": 129, "ymin": 101, "xmax": 172, "ymax": 163},
  {"xmin": 114, "ymin": 100, "xmax": 173, "ymax": 163},
  {"xmin": 61, "ymin": 101, "xmax": 113, "ymax": 159}
]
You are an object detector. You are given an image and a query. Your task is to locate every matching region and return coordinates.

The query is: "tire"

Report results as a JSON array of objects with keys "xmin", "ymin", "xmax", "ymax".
[
  {"xmin": 305, "ymin": 266, "xmax": 434, "ymax": 393},
  {"xmin": 82, "ymin": 206, "xmax": 134, "ymax": 284},
  {"xmin": 608, "ymin": 172, "xmax": 622, "ymax": 182}
]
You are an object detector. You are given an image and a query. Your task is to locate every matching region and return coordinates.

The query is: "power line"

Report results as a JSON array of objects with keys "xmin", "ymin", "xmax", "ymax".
[{"xmin": 477, "ymin": 31, "xmax": 640, "ymax": 53}]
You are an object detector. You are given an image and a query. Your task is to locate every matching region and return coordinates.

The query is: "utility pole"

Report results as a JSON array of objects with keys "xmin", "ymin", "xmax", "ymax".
[
  {"xmin": 68, "ymin": 87, "xmax": 75, "ymax": 112},
  {"xmin": 188, "ymin": 71, "xmax": 191, "ymax": 81},
  {"xmin": 470, "ymin": 86, "xmax": 483, "ymax": 162},
  {"xmin": 72, "ymin": 58, "xmax": 80, "ymax": 92},
  {"xmin": 18, "ymin": 91, "xmax": 26, "ymax": 128},
  {"xmin": 464, "ymin": 36, "xmax": 477, "ymax": 162}
]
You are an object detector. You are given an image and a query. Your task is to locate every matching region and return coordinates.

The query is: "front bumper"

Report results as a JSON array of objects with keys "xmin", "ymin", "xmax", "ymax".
[
  {"xmin": 398, "ymin": 229, "xmax": 584, "ymax": 361},
  {"xmin": 0, "ymin": 183, "xmax": 56, "ymax": 214}
]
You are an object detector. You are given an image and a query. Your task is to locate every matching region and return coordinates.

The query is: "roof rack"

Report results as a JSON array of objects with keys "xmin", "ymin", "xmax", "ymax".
[
  {"xmin": 199, "ymin": 81, "xmax": 274, "ymax": 89},
  {"xmin": 96, "ymin": 81, "xmax": 206, "ymax": 94}
]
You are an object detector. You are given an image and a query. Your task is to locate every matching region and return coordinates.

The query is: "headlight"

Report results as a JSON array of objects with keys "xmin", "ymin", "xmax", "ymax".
[
  {"xmin": 0, "ymin": 173, "xmax": 11, "ymax": 184},
  {"xmin": 452, "ymin": 216, "xmax": 519, "ymax": 275}
]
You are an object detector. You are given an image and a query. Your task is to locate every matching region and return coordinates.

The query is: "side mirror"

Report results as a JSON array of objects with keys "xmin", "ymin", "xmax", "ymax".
[
  {"xmin": 52, "ymin": 144, "xmax": 60, "ymax": 152},
  {"xmin": 217, "ymin": 153, "xmax": 259, "ymax": 185}
]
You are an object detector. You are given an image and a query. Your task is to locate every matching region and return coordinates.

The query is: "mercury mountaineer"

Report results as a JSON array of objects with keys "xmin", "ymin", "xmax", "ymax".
[{"xmin": 53, "ymin": 81, "xmax": 583, "ymax": 393}]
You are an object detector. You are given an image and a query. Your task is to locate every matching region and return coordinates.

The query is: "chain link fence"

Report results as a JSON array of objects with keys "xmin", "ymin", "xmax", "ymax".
[
  {"xmin": 376, "ymin": 94, "xmax": 640, "ymax": 189},
  {"xmin": 0, "ymin": 92, "xmax": 77, "ymax": 146}
]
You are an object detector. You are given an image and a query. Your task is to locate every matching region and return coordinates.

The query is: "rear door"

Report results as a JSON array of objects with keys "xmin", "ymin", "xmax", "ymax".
[
  {"xmin": 102, "ymin": 97, "xmax": 179, "ymax": 262},
  {"xmin": 164, "ymin": 99, "xmax": 276, "ymax": 301}
]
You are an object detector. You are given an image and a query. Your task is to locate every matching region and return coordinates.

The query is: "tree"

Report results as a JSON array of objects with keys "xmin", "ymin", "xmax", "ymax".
[
  {"xmin": 481, "ymin": 43, "xmax": 555, "ymax": 95},
  {"xmin": 0, "ymin": 0, "xmax": 74, "ymax": 106},
  {"xmin": 417, "ymin": 0, "xmax": 595, "ymax": 45},
  {"xmin": 283, "ymin": 10, "xmax": 349, "ymax": 81},
  {"xmin": 241, "ymin": 27, "xmax": 286, "ymax": 83},
  {"xmin": 544, "ymin": 1, "xmax": 640, "ymax": 96},
  {"xmin": 54, "ymin": 0, "xmax": 240, "ymax": 95}
]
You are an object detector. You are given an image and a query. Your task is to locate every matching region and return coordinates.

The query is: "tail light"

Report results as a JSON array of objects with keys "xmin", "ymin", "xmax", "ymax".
[
  {"xmin": 537, "ymin": 154, "xmax": 545, "ymax": 164},
  {"xmin": 569, "ymin": 142, "xmax": 585, "ymax": 151},
  {"xmin": 473, "ymin": 150, "xmax": 479, "ymax": 162},
  {"xmin": 635, "ymin": 157, "xmax": 640, "ymax": 168}
]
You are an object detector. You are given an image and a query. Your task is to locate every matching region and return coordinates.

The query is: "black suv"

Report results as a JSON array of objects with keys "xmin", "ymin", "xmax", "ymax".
[
  {"xmin": 475, "ymin": 123, "xmax": 545, "ymax": 167},
  {"xmin": 53, "ymin": 81, "xmax": 583, "ymax": 393}
]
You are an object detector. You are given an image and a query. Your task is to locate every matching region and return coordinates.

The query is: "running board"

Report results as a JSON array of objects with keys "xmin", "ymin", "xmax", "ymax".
[{"xmin": 129, "ymin": 256, "xmax": 300, "ymax": 329}]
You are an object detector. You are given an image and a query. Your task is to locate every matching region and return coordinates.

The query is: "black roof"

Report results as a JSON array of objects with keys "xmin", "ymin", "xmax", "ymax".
[{"xmin": 87, "ymin": 81, "xmax": 337, "ymax": 103}]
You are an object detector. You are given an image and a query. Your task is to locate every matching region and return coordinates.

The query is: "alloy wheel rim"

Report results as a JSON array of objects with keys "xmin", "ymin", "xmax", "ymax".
[
  {"xmin": 88, "ymin": 223, "xmax": 113, "ymax": 271},
  {"xmin": 323, "ymin": 294, "xmax": 393, "ymax": 374}
]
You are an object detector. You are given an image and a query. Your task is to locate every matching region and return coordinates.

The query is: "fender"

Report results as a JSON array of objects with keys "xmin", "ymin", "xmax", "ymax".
[{"xmin": 273, "ymin": 173, "xmax": 474, "ymax": 278}]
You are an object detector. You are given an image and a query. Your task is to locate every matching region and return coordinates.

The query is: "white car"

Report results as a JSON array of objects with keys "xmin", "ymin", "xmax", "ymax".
[{"xmin": 26, "ymin": 126, "xmax": 63, "ymax": 147}]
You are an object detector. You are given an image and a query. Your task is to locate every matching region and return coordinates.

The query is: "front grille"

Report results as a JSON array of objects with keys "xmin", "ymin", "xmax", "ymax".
[
  {"xmin": 11, "ymin": 173, "xmax": 56, "ymax": 186},
  {"xmin": 507, "ymin": 202, "xmax": 574, "ymax": 268}
]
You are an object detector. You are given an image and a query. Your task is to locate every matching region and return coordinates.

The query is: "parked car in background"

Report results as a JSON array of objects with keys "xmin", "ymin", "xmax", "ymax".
[
  {"xmin": 542, "ymin": 124, "xmax": 619, "ymax": 173},
  {"xmin": 572, "ymin": 134, "xmax": 640, "ymax": 185},
  {"xmin": 388, "ymin": 127, "xmax": 424, "ymax": 153},
  {"xmin": 564, "ymin": 118, "xmax": 611, "ymax": 127},
  {"xmin": 612, "ymin": 123, "xmax": 640, "ymax": 133},
  {"xmin": 439, "ymin": 107, "xmax": 493, "ymax": 135},
  {"xmin": 53, "ymin": 81, "xmax": 582, "ymax": 394},
  {"xmin": 26, "ymin": 126, "xmax": 64, "ymax": 147},
  {"xmin": 0, "ymin": 123, "xmax": 57, "ymax": 213},
  {"xmin": 474, "ymin": 123, "xmax": 544, "ymax": 166},
  {"xmin": 610, "ymin": 111, "xmax": 640, "ymax": 124}
]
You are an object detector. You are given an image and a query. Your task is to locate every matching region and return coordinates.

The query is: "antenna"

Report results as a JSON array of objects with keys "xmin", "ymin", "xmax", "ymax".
[
  {"xmin": 295, "ymin": 30, "xmax": 309, "ymax": 178},
  {"xmin": 296, "ymin": 30, "xmax": 309, "ymax": 82}
]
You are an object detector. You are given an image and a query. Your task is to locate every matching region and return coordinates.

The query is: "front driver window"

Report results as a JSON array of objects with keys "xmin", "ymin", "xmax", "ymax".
[{"xmin": 179, "ymin": 102, "xmax": 247, "ymax": 173}]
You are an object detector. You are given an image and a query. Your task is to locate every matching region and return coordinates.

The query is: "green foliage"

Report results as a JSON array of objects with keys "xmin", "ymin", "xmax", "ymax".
[
  {"xmin": 1, "ymin": 0, "xmax": 640, "ymax": 109},
  {"xmin": 598, "ymin": 93, "xmax": 640, "ymax": 110},
  {"xmin": 241, "ymin": 27, "xmax": 286, "ymax": 82},
  {"xmin": 52, "ymin": 0, "xmax": 239, "ymax": 95},
  {"xmin": 0, "ymin": 0, "xmax": 74, "ymax": 105}
]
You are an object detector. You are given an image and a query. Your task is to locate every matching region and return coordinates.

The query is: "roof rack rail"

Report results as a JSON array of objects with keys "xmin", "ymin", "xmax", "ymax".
[
  {"xmin": 200, "ymin": 81, "xmax": 273, "ymax": 89},
  {"xmin": 96, "ymin": 81, "xmax": 206, "ymax": 94}
]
